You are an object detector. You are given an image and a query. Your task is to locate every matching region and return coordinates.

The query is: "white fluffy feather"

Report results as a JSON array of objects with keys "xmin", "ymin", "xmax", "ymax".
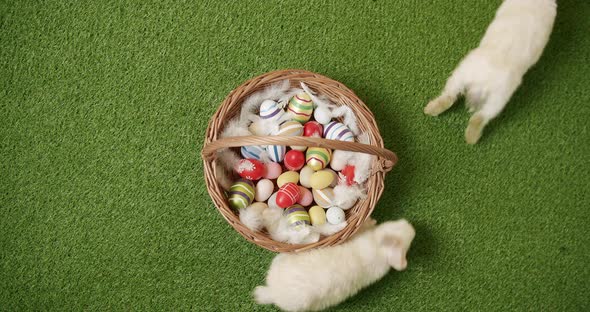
[
  {"xmin": 333, "ymin": 184, "xmax": 366, "ymax": 210},
  {"xmin": 239, "ymin": 204, "xmax": 266, "ymax": 231},
  {"xmin": 240, "ymin": 80, "xmax": 291, "ymax": 123},
  {"xmin": 300, "ymin": 82, "xmax": 336, "ymax": 110},
  {"xmin": 331, "ymin": 105, "xmax": 359, "ymax": 135}
]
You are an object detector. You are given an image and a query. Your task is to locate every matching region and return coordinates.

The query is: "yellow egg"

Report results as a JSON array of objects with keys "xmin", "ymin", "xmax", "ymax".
[
  {"xmin": 320, "ymin": 168, "xmax": 339, "ymax": 187},
  {"xmin": 309, "ymin": 171, "xmax": 335, "ymax": 190},
  {"xmin": 299, "ymin": 165, "xmax": 315, "ymax": 188},
  {"xmin": 277, "ymin": 171, "xmax": 300, "ymax": 188},
  {"xmin": 308, "ymin": 206, "xmax": 326, "ymax": 226},
  {"xmin": 312, "ymin": 187, "xmax": 334, "ymax": 208}
]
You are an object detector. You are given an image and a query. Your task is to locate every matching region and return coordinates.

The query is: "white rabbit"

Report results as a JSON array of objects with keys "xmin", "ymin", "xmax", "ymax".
[
  {"xmin": 424, "ymin": 0, "xmax": 557, "ymax": 144},
  {"xmin": 253, "ymin": 219, "xmax": 415, "ymax": 311}
]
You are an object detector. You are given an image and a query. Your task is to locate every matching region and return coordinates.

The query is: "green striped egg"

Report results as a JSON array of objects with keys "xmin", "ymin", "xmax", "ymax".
[
  {"xmin": 283, "ymin": 204, "xmax": 311, "ymax": 229},
  {"xmin": 228, "ymin": 179, "xmax": 255, "ymax": 210},
  {"xmin": 306, "ymin": 147, "xmax": 332, "ymax": 171},
  {"xmin": 312, "ymin": 187, "xmax": 334, "ymax": 208},
  {"xmin": 288, "ymin": 93, "xmax": 314, "ymax": 123}
]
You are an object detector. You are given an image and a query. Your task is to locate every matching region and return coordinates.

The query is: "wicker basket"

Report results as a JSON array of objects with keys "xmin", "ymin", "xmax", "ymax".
[{"xmin": 201, "ymin": 69, "xmax": 398, "ymax": 253}]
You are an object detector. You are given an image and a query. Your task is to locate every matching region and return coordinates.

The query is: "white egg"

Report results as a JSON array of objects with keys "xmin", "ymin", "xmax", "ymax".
[
  {"xmin": 313, "ymin": 107, "xmax": 332, "ymax": 125},
  {"xmin": 255, "ymin": 179, "xmax": 274, "ymax": 202},
  {"xmin": 326, "ymin": 207, "xmax": 345, "ymax": 224},
  {"xmin": 268, "ymin": 192, "xmax": 280, "ymax": 210}
]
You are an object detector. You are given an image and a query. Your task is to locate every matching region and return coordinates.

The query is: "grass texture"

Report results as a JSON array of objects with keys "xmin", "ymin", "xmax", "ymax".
[{"xmin": 1, "ymin": 0, "xmax": 589, "ymax": 310}]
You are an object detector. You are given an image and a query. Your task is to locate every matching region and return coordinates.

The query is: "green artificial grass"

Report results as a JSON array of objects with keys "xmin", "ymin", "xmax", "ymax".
[{"xmin": 1, "ymin": 0, "xmax": 589, "ymax": 310}]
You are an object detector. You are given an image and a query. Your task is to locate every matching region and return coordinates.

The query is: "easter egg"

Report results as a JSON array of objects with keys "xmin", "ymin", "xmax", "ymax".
[
  {"xmin": 297, "ymin": 186, "xmax": 313, "ymax": 206},
  {"xmin": 277, "ymin": 120, "xmax": 304, "ymax": 136},
  {"xmin": 228, "ymin": 179, "xmax": 255, "ymax": 210},
  {"xmin": 283, "ymin": 205, "xmax": 311, "ymax": 229},
  {"xmin": 276, "ymin": 182, "xmax": 301, "ymax": 208},
  {"xmin": 277, "ymin": 171, "xmax": 300, "ymax": 188},
  {"xmin": 299, "ymin": 165, "xmax": 315, "ymax": 188},
  {"xmin": 260, "ymin": 100, "xmax": 285, "ymax": 121},
  {"xmin": 320, "ymin": 168, "xmax": 339, "ymax": 187},
  {"xmin": 313, "ymin": 106, "xmax": 332, "ymax": 125},
  {"xmin": 250, "ymin": 202, "xmax": 268, "ymax": 212},
  {"xmin": 248, "ymin": 122, "xmax": 263, "ymax": 136},
  {"xmin": 263, "ymin": 162, "xmax": 283, "ymax": 179},
  {"xmin": 267, "ymin": 144, "xmax": 286, "ymax": 162},
  {"xmin": 306, "ymin": 147, "xmax": 332, "ymax": 171},
  {"xmin": 308, "ymin": 206, "xmax": 327, "ymax": 226},
  {"xmin": 235, "ymin": 159, "xmax": 265, "ymax": 181},
  {"xmin": 312, "ymin": 187, "xmax": 334, "ymax": 208},
  {"xmin": 268, "ymin": 192, "xmax": 280, "ymax": 210},
  {"xmin": 241, "ymin": 145, "xmax": 266, "ymax": 160},
  {"xmin": 309, "ymin": 170, "xmax": 335, "ymax": 190},
  {"xmin": 339, "ymin": 165, "xmax": 356, "ymax": 186},
  {"xmin": 287, "ymin": 93, "xmax": 314, "ymax": 123},
  {"xmin": 326, "ymin": 207, "xmax": 345, "ymax": 225},
  {"xmin": 303, "ymin": 121, "xmax": 323, "ymax": 138},
  {"xmin": 330, "ymin": 150, "xmax": 349, "ymax": 171},
  {"xmin": 324, "ymin": 121, "xmax": 355, "ymax": 142},
  {"xmin": 278, "ymin": 120, "xmax": 306, "ymax": 151},
  {"xmin": 284, "ymin": 150, "xmax": 305, "ymax": 171},
  {"xmin": 255, "ymin": 179, "xmax": 274, "ymax": 202}
]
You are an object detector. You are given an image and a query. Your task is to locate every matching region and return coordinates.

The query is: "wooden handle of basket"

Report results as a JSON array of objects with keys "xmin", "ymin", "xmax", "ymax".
[{"xmin": 201, "ymin": 136, "xmax": 398, "ymax": 173}]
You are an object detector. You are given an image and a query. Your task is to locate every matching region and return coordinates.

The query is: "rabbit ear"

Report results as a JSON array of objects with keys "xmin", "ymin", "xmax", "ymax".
[{"xmin": 381, "ymin": 235, "xmax": 408, "ymax": 271}]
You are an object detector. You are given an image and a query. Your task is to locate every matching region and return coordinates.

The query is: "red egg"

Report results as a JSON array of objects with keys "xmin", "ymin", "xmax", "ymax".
[
  {"xmin": 284, "ymin": 150, "xmax": 305, "ymax": 171},
  {"xmin": 235, "ymin": 158, "xmax": 266, "ymax": 180},
  {"xmin": 339, "ymin": 165, "xmax": 356, "ymax": 185},
  {"xmin": 276, "ymin": 182, "xmax": 301, "ymax": 208},
  {"xmin": 303, "ymin": 121, "xmax": 323, "ymax": 138}
]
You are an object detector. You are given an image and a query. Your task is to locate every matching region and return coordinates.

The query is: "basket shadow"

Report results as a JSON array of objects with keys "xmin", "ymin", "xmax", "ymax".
[{"xmin": 341, "ymin": 80, "xmax": 415, "ymax": 221}]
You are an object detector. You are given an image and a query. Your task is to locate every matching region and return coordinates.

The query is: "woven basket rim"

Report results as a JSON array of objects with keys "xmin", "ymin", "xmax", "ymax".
[{"xmin": 202, "ymin": 69, "xmax": 397, "ymax": 253}]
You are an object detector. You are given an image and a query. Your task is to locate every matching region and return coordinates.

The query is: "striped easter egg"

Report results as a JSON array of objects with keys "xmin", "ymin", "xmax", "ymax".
[
  {"xmin": 323, "ymin": 121, "xmax": 355, "ymax": 142},
  {"xmin": 228, "ymin": 179, "xmax": 255, "ymax": 210},
  {"xmin": 277, "ymin": 121, "xmax": 306, "ymax": 151},
  {"xmin": 306, "ymin": 147, "xmax": 332, "ymax": 171},
  {"xmin": 267, "ymin": 144, "xmax": 286, "ymax": 162},
  {"xmin": 259, "ymin": 100, "xmax": 285, "ymax": 121},
  {"xmin": 276, "ymin": 182, "xmax": 301, "ymax": 208},
  {"xmin": 277, "ymin": 121, "xmax": 304, "ymax": 136},
  {"xmin": 288, "ymin": 93, "xmax": 314, "ymax": 123},
  {"xmin": 241, "ymin": 145, "xmax": 266, "ymax": 160},
  {"xmin": 283, "ymin": 204, "xmax": 311, "ymax": 229},
  {"xmin": 312, "ymin": 187, "xmax": 334, "ymax": 208}
]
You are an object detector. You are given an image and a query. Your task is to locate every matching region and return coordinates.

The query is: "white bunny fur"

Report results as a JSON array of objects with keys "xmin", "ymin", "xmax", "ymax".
[
  {"xmin": 424, "ymin": 0, "xmax": 556, "ymax": 144},
  {"xmin": 254, "ymin": 219, "xmax": 416, "ymax": 311}
]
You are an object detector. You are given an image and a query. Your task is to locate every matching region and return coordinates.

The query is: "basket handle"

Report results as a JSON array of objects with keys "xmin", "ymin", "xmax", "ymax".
[{"xmin": 201, "ymin": 136, "xmax": 398, "ymax": 173}]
